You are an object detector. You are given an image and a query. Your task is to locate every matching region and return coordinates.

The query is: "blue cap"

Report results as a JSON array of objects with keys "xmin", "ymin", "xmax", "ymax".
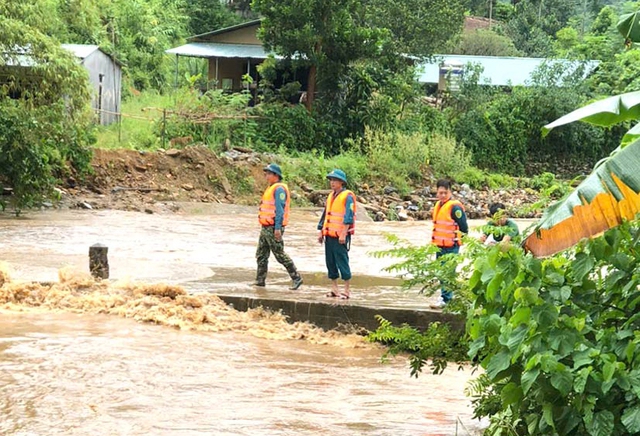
[
  {"xmin": 326, "ymin": 169, "xmax": 347, "ymax": 184},
  {"xmin": 263, "ymin": 163, "xmax": 282, "ymax": 179}
]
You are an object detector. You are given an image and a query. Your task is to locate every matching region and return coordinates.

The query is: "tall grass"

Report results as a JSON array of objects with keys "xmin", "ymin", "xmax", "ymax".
[
  {"xmin": 277, "ymin": 129, "xmax": 477, "ymax": 195},
  {"xmin": 95, "ymin": 91, "xmax": 486, "ymax": 196},
  {"xmin": 94, "ymin": 91, "xmax": 176, "ymax": 150}
]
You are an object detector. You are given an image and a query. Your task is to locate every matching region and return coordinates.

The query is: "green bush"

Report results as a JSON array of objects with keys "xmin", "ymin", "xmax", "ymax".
[
  {"xmin": 455, "ymin": 167, "xmax": 487, "ymax": 188},
  {"xmin": 396, "ymin": 103, "xmax": 450, "ymax": 136},
  {"xmin": 253, "ymin": 103, "xmax": 318, "ymax": 152},
  {"xmin": 372, "ymin": 221, "xmax": 640, "ymax": 435},
  {"xmin": 346, "ymin": 128, "xmax": 431, "ymax": 193},
  {"xmin": 456, "ymin": 167, "xmax": 517, "ymax": 189},
  {"xmin": 279, "ymin": 150, "xmax": 367, "ymax": 192},
  {"xmin": 0, "ymin": 100, "xmax": 95, "ymax": 214},
  {"xmin": 427, "ymin": 133, "xmax": 472, "ymax": 179},
  {"xmin": 0, "ymin": 14, "xmax": 95, "ymax": 213},
  {"xmin": 450, "ymin": 64, "xmax": 623, "ymax": 175},
  {"xmin": 454, "ymin": 104, "xmax": 528, "ymax": 175},
  {"xmin": 156, "ymin": 89, "xmax": 253, "ymax": 150},
  {"xmin": 368, "ymin": 317, "xmax": 468, "ymax": 376},
  {"xmin": 485, "ymin": 172, "xmax": 518, "ymax": 190},
  {"xmin": 467, "ymin": 222, "xmax": 640, "ymax": 435}
]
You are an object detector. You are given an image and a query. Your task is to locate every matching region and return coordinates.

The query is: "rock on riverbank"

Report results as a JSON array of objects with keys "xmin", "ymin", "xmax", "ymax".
[{"xmin": 55, "ymin": 146, "xmax": 542, "ymax": 220}]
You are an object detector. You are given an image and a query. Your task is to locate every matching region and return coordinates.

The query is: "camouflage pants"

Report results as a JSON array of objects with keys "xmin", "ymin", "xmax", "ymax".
[{"xmin": 255, "ymin": 226, "xmax": 300, "ymax": 283}]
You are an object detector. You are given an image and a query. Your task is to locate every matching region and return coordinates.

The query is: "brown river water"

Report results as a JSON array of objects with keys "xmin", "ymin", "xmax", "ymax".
[{"xmin": 0, "ymin": 204, "xmax": 526, "ymax": 435}]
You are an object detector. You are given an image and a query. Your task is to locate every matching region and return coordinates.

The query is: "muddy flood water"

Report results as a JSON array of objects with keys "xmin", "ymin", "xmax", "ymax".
[{"xmin": 0, "ymin": 204, "xmax": 517, "ymax": 435}]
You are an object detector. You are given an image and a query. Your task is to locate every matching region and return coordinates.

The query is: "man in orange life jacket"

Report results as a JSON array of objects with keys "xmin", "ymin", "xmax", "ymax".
[
  {"xmin": 254, "ymin": 163, "xmax": 303, "ymax": 290},
  {"xmin": 317, "ymin": 169, "xmax": 356, "ymax": 299},
  {"xmin": 430, "ymin": 179, "xmax": 468, "ymax": 308}
]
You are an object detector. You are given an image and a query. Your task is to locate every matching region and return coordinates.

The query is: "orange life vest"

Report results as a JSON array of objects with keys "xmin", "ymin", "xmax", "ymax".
[
  {"xmin": 432, "ymin": 199, "xmax": 464, "ymax": 247},
  {"xmin": 258, "ymin": 182, "xmax": 290, "ymax": 227},
  {"xmin": 322, "ymin": 190, "xmax": 356, "ymax": 237}
]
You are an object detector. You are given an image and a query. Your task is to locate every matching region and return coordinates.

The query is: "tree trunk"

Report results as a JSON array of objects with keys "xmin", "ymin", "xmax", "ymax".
[
  {"xmin": 306, "ymin": 64, "xmax": 316, "ymax": 113},
  {"xmin": 305, "ymin": 41, "xmax": 322, "ymax": 113}
]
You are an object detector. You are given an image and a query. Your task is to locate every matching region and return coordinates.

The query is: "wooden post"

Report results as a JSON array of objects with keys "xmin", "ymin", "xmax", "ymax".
[
  {"xmin": 215, "ymin": 57, "xmax": 219, "ymax": 89},
  {"xmin": 89, "ymin": 243, "xmax": 109, "ymax": 279},
  {"xmin": 162, "ymin": 108, "xmax": 167, "ymax": 149}
]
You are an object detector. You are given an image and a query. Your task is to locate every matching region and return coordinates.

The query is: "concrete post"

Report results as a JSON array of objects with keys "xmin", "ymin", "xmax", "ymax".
[{"xmin": 89, "ymin": 243, "xmax": 109, "ymax": 279}]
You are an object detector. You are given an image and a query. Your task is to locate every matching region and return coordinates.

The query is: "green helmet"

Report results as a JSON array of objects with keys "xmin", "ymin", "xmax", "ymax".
[
  {"xmin": 326, "ymin": 169, "xmax": 347, "ymax": 184},
  {"xmin": 263, "ymin": 163, "xmax": 283, "ymax": 179}
]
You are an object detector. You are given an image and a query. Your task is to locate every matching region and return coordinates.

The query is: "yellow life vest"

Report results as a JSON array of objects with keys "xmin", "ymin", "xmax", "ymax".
[
  {"xmin": 432, "ymin": 199, "xmax": 464, "ymax": 247},
  {"xmin": 322, "ymin": 190, "xmax": 356, "ymax": 237},
  {"xmin": 258, "ymin": 182, "xmax": 290, "ymax": 227}
]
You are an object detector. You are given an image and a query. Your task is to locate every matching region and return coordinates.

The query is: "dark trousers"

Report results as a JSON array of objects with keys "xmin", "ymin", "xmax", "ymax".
[
  {"xmin": 436, "ymin": 245, "xmax": 459, "ymax": 303},
  {"xmin": 324, "ymin": 236, "xmax": 351, "ymax": 281},
  {"xmin": 255, "ymin": 226, "xmax": 298, "ymax": 282}
]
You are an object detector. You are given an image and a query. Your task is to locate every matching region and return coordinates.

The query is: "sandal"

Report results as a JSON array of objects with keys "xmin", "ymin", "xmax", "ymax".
[
  {"xmin": 326, "ymin": 291, "xmax": 340, "ymax": 298},
  {"xmin": 339, "ymin": 293, "xmax": 350, "ymax": 300}
]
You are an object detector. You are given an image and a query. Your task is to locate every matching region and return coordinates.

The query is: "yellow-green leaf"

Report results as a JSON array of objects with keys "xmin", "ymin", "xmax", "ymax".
[{"xmin": 524, "ymin": 137, "xmax": 640, "ymax": 257}]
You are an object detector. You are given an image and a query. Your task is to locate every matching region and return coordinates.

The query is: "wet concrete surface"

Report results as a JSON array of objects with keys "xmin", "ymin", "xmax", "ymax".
[{"xmin": 0, "ymin": 204, "xmax": 535, "ymax": 311}]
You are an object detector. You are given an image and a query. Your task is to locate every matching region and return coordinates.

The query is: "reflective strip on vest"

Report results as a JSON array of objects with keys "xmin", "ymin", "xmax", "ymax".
[
  {"xmin": 258, "ymin": 183, "xmax": 290, "ymax": 227},
  {"xmin": 431, "ymin": 200, "xmax": 463, "ymax": 247},
  {"xmin": 322, "ymin": 190, "xmax": 356, "ymax": 237}
]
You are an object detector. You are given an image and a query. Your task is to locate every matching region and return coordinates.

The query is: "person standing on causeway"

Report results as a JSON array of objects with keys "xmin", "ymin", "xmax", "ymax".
[
  {"xmin": 254, "ymin": 163, "xmax": 303, "ymax": 290},
  {"xmin": 430, "ymin": 179, "xmax": 468, "ymax": 308},
  {"xmin": 318, "ymin": 169, "xmax": 356, "ymax": 299}
]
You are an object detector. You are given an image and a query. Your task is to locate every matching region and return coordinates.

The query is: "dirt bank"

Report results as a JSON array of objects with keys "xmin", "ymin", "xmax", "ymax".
[{"xmin": 57, "ymin": 146, "xmax": 541, "ymax": 219}]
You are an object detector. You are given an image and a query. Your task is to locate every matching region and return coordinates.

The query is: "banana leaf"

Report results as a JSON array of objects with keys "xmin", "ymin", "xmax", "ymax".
[
  {"xmin": 542, "ymin": 91, "xmax": 640, "ymax": 136},
  {"xmin": 622, "ymin": 122, "xmax": 640, "ymax": 147},
  {"xmin": 525, "ymin": 12, "xmax": 640, "ymax": 257},
  {"xmin": 524, "ymin": 137, "xmax": 640, "ymax": 257},
  {"xmin": 618, "ymin": 10, "xmax": 640, "ymax": 44}
]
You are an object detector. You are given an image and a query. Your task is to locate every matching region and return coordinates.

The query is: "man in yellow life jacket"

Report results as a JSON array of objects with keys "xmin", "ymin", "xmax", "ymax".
[
  {"xmin": 254, "ymin": 163, "xmax": 303, "ymax": 290},
  {"xmin": 317, "ymin": 169, "xmax": 356, "ymax": 299},
  {"xmin": 430, "ymin": 179, "xmax": 468, "ymax": 308}
]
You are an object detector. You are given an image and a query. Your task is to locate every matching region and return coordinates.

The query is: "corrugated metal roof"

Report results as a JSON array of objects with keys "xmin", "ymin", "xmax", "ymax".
[
  {"xmin": 188, "ymin": 19, "xmax": 262, "ymax": 42},
  {"xmin": 61, "ymin": 44, "xmax": 100, "ymax": 59},
  {"xmin": 1, "ymin": 54, "xmax": 37, "ymax": 67},
  {"xmin": 1, "ymin": 45, "xmax": 37, "ymax": 66},
  {"xmin": 166, "ymin": 42, "xmax": 277, "ymax": 59},
  {"xmin": 417, "ymin": 55, "xmax": 599, "ymax": 86},
  {"xmin": 2, "ymin": 44, "xmax": 122, "ymax": 67}
]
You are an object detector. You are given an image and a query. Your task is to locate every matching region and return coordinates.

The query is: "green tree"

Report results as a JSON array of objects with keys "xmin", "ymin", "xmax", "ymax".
[
  {"xmin": 364, "ymin": 0, "xmax": 465, "ymax": 59},
  {"xmin": 253, "ymin": 0, "xmax": 465, "ymax": 112},
  {"xmin": 103, "ymin": 0, "xmax": 188, "ymax": 91},
  {"xmin": 451, "ymin": 63, "xmax": 621, "ymax": 174},
  {"xmin": 504, "ymin": 17, "xmax": 554, "ymax": 56},
  {"xmin": 0, "ymin": 7, "xmax": 95, "ymax": 213},
  {"xmin": 503, "ymin": 0, "xmax": 585, "ymax": 56},
  {"xmin": 521, "ymin": 10, "xmax": 640, "ymax": 255},
  {"xmin": 554, "ymin": 26, "xmax": 581, "ymax": 56},
  {"xmin": 454, "ymin": 29, "xmax": 522, "ymax": 56},
  {"xmin": 253, "ymin": 0, "xmax": 385, "ymax": 111},
  {"xmin": 182, "ymin": 0, "xmax": 242, "ymax": 36},
  {"xmin": 591, "ymin": 5, "xmax": 617, "ymax": 34},
  {"xmin": 588, "ymin": 48, "xmax": 640, "ymax": 95},
  {"xmin": 56, "ymin": 0, "xmax": 104, "ymax": 43},
  {"xmin": 16, "ymin": 0, "xmax": 190, "ymax": 92}
]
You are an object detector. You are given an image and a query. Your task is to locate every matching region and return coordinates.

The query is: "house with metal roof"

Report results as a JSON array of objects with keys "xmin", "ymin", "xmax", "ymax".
[
  {"xmin": 166, "ymin": 20, "xmax": 599, "ymax": 95},
  {"xmin": 166, "ymin": 20, "xmax": 269, "ymax": 93},
  {"xmin": 62, "ymin": 44, "xmax": 122, "ymax": 125},
  {"xmin": 417, "ymin": 55, "xmax": 599, "ymax": 89},
  {"xmin": 1, "ymin": 44, "xmax": 122, "ymax": 125}
]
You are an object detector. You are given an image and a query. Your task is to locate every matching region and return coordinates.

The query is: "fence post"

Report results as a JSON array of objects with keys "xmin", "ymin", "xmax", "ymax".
[
  {"xmin": 118, "ymin": 112, "xmax": 122, "ymax": 143},
  {"xmin": 162, "ymin": 108, "xmax": 167, "ymax": 148},
  {"xmin": 89, "ymin": 243, "xmax": 109, "ymax": 280}
]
